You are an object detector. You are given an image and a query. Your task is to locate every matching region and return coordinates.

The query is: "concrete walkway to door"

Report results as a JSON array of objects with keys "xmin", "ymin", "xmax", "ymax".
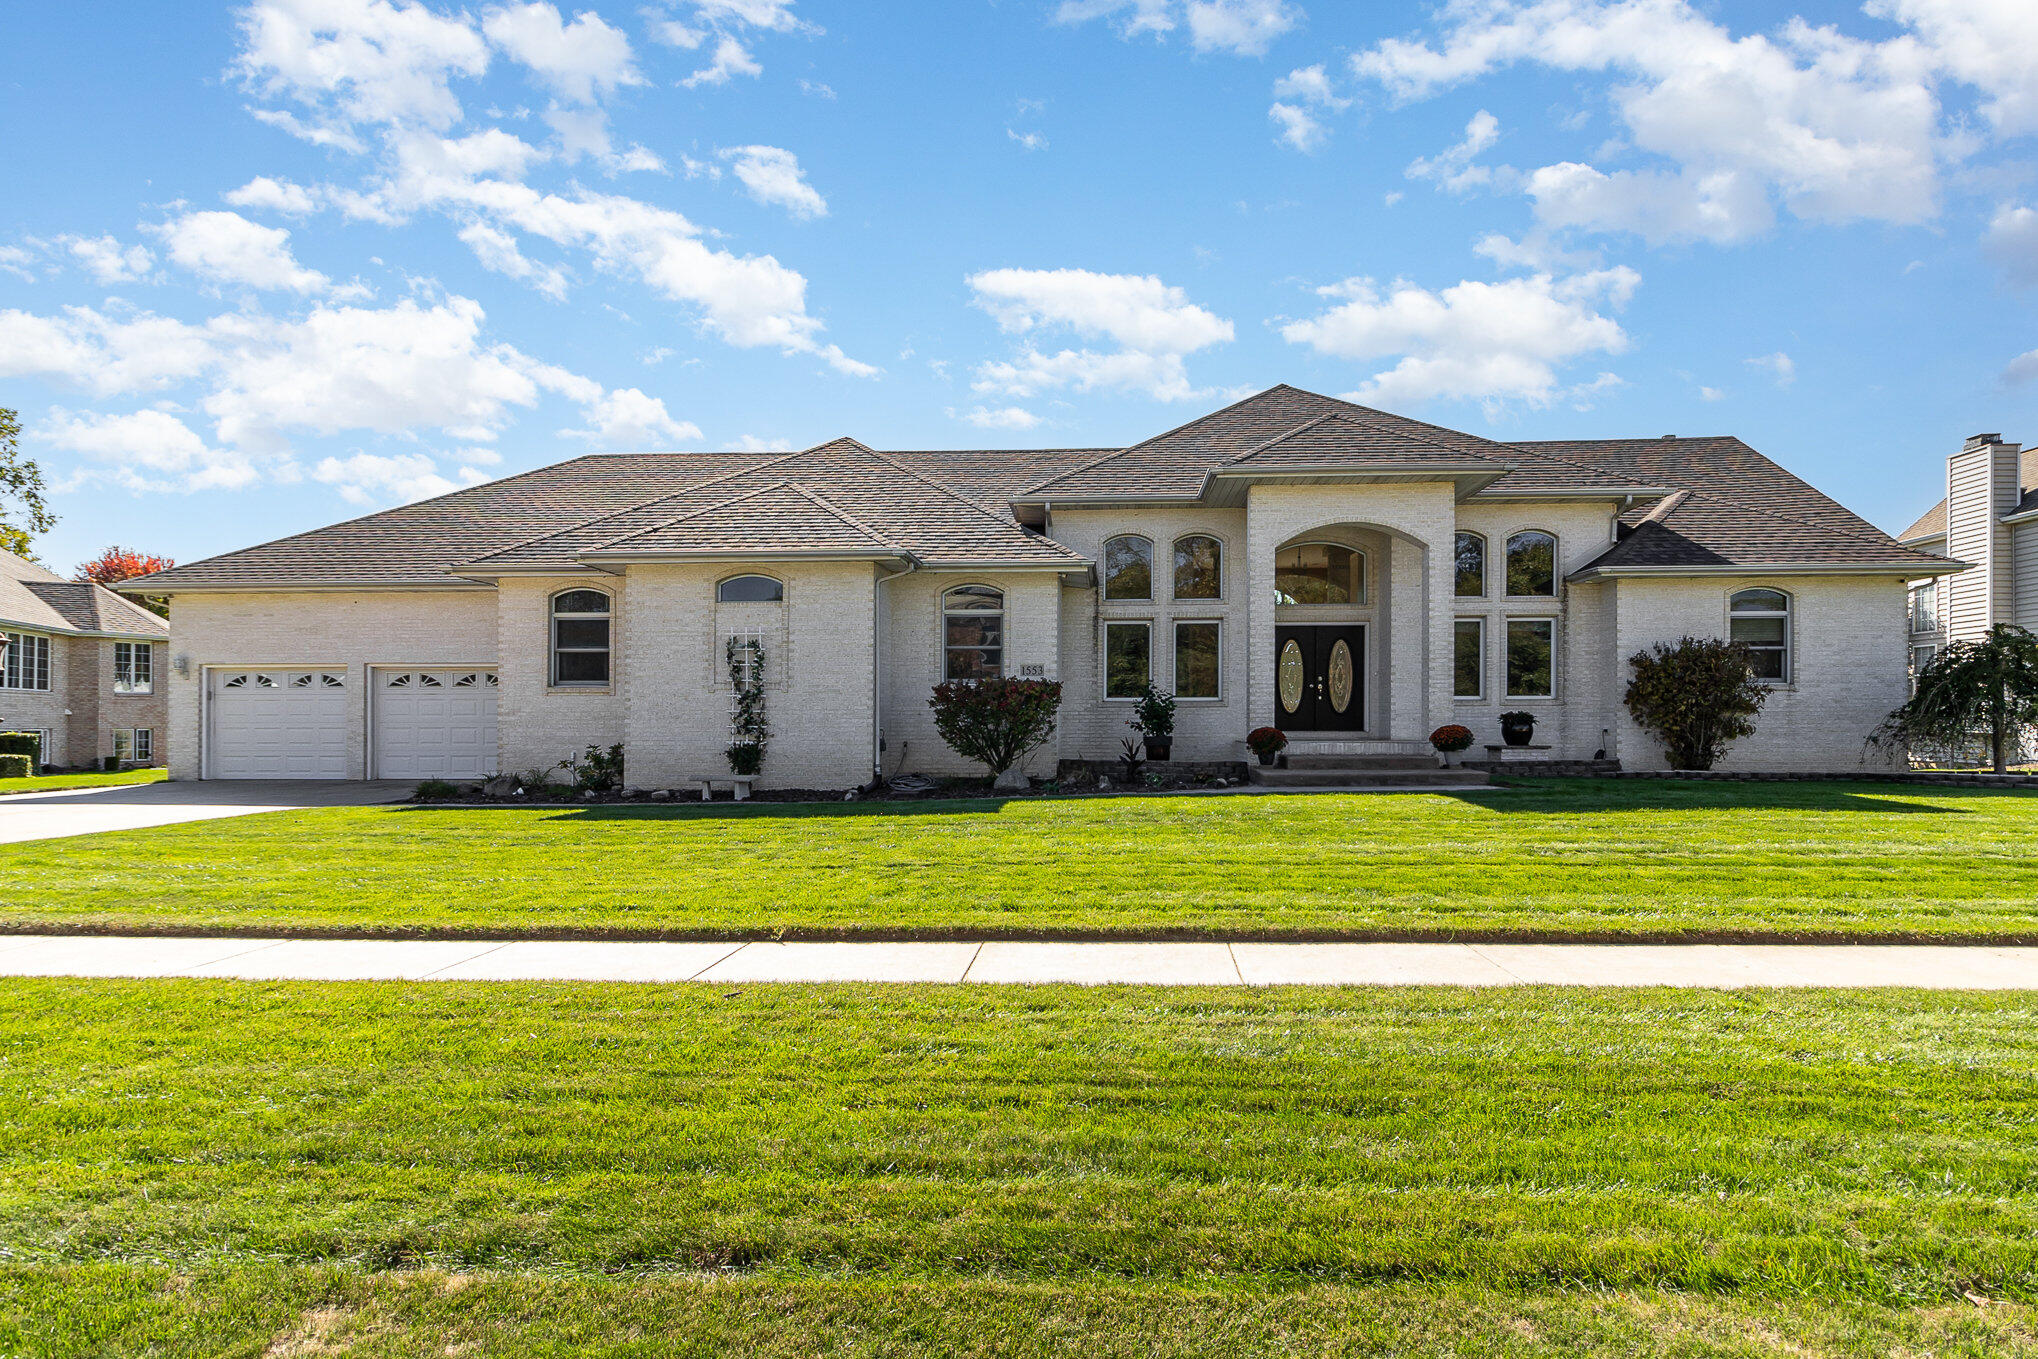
[
  {"xmin": 0, "ymin": 780, "xmax": 411, "ymax": 844},
  {"xmin": 0, "ymin": 935, "xmax": 2031, "ymax": 989}
]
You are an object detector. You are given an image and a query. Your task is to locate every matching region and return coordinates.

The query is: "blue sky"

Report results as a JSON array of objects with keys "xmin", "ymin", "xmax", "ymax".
[{"xmin": 3, "ymin": 0, "xmax": 2034, "ymax": 573}]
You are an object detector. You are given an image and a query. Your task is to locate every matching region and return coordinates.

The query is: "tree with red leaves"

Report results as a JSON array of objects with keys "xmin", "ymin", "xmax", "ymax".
[{"xmin": 75, "ymin": 546, "xmax": 175, "ymax": 617}]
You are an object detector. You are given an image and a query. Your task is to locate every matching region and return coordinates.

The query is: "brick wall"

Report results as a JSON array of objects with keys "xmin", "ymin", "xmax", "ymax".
[
  {"xmin": 0, "ymin": 630, "xmax": 69, "ymax": 766},
  {"xmin": 881, "ymin": 569, "xmax": 1061, "ymax": 777}
]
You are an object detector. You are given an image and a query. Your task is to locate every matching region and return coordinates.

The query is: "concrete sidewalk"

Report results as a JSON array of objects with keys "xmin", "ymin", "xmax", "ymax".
[{"xmin": 0, "ymin": 934, "xmax": 2033, "ymax": 988}]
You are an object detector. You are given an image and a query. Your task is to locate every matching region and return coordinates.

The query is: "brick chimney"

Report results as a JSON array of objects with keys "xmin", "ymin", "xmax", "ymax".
[{"xmin": 1942, "ymin": 433, "xmax": 2024, "ymax": 642}]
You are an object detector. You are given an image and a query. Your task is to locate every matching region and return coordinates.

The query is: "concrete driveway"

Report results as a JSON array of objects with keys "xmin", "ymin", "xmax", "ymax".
[{"xmin": 0, "ymin": 780, "xmax": 412, "ymax": 844}]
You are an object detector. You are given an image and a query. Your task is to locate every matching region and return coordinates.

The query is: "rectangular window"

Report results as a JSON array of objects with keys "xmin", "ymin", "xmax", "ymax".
[
  {"xmin": 134, "ymin": 728, "xmax": 154, "ymax": 763},
  {"xmin": 1104, "ymin": 621, "xmax": 1150, "ymax": 699},
  {"xmin": 114, "ymin": 641, "xmax": 153, "ymax": 694},
  {"xmin": 2, "ymin": 632, "xmax": 50, "ymax": 691},
  {"xmin": 113, "ymin": 730, "xmax": 133, "ymax": 764},
  {"xmin": 1453, "ymin": 619, "xmax": 1485, "ymax": 699},
  {"xmin": 1908, "ymin": 581, "xmax": 1937, "ymax": 633},
  {"xmin": 1729, "ymin": 615, "xmax": 1788, "ymax": 681},
  {"xmin": 1505, "ymin": 619, "xmax": 1556, "ymax": 698},
  {"xmin": 1173, "ymin": 621, "xmax": 1220, "ymax": 699}
]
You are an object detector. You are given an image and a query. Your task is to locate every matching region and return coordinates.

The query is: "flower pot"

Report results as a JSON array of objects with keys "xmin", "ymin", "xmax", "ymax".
[
  {"xmin": 1255, "ymin": 751, "xmax": 1276, "ymax": 767},
  {"xmin": 1500, "ymin": 721, "xmax": 1535, "ymax": 748},
  {"xmin": 1144, "ymin": 738, "xmax": 1172, "ymax": 761}
]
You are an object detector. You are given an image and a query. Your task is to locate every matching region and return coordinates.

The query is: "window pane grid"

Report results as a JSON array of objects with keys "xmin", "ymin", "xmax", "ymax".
[
  {"xmin": 551, "ymin": 591, "xmax": 612, "ymax": 686},
  {"xmin": 1728, "ymin": 590, "xmax": 1790, "ymax": 683},
  {"xmin": 2, "ymin": 633, "xmax": 51, "ymax": 691},
  {"xmin": 943, "ymin": 587, "xmax": 1006, "ymax": 680}
]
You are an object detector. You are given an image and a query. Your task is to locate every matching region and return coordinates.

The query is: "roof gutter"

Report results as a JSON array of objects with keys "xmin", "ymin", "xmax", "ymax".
[
  {"xmin": 116, "ymin": 579, "xmax": 500, "ymax": 594},
  {"xmin": 0, "ymin": 615, "xmax": 168, "ymax": 642},
  {"xmin": 1568, "ymin": 560, "xmax": 1967, "ymax": 582}
]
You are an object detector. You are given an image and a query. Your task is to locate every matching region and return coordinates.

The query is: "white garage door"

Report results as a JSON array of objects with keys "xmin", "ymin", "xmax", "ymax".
[
  {"xmin": 208, "ymin": 669, "xmax": 351, "ymax": 779},
  {"xmin": 372, "ymin": 669, "xmax": 498, "ymax": 780}
]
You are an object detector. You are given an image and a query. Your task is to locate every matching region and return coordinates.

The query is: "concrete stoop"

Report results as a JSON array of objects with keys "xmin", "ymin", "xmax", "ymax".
[{"xmin": 1249, "ymin": 743, "xmax": 1489, "ymax": 790}]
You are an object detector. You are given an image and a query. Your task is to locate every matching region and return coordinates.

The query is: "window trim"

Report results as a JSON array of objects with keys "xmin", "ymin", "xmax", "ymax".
[
  {"xmin": 1101, "ymin": 533, "xmax": 1155, "ymax": 602},
  {"xmin": 1, "ymin": 631, "xmax": 51, "ymax": 691},
  {"xmin": 549, "ymin": 587, "xmax": 613, "ymax": 689},
  {"xmin": 1503, "ymin": 529, "xmax": 1561, "ymax": 600},
  {"xmin": 1454, "ymin": 531, "xmax": 1487, "ymax": 599},
  {"xmin": 133, "ymin": 728, "xmax": 153, "ymax": 763},
  {"xmin": 1170, "ymin": 533, "xmax": 1225, "ymax": 603},
  {"xmin": 114, "ymin": 641, "xmax": 153, "ymax": 695},
  {"xmin": 1273, "ymin": 539, "xmax": 1369, "ymax": 608},
  {"xmin": 1102, "ymin": 619, "xmax": 1153, "ymax": 702},
  {"xmin": 1504, "ymin": 617, "xmax": 1558, "ymax": 700},
  {"xmin": 715, "ymin": 573, "xmax": 786, "ymax": 604},
  {"xmin": 1453, "ymin": 617, "xmax": 1486, "ymax": 701},
  {"xmin": 1728, "ymin": 587, "xmax": 1792, "ymax": 685},
  {"xmin": 941, "ymin": 583, "xmax": 1007, "ymax": 681},
  {"xmin": 1171, "ymin": 618, "xmax": 1224, "ymax": 702}
]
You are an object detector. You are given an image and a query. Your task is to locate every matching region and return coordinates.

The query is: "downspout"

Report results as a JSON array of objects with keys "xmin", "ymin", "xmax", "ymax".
[{"xmin": 872, "ymin": 561, "xmax": 914, "ymax": 786}]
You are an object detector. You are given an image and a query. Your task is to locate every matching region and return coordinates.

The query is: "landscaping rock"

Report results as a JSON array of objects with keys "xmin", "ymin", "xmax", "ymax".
[
  {"xmin": 650, "ymin": 789, "xmax": 674, "ymax": 801},
  {"xmin": 481, "ymin": 775, "xmax": 519, "ymax": 797},
  {"xmin": 992, "ymin": 766, "xmax": 1030, "ymax": 793}
]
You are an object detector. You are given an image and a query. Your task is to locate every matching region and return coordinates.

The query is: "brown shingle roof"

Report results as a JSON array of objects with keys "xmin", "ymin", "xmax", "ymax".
[{"xmin": 1, "ymin": 550, "xmax": 169, "ymax": 637}]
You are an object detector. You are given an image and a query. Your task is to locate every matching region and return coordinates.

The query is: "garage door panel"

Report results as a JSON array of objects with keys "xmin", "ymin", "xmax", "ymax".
[
  {"xmin": 209, "ymin": 670, "xmax": 351, "ymax": 780},
  {"xmin": 374, "ymin": 670, "xmax": 498, "ymax": 780}
]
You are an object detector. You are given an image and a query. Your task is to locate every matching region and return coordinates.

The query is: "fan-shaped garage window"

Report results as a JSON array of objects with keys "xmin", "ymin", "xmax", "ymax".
[{"xmin": 551, "ymin": 589, "xmax": 612, "ymax": 687}]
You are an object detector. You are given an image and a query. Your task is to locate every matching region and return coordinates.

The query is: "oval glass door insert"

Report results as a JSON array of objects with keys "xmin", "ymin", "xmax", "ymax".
[
  {"xmin": 1277, "ymin": 639, "xmax": 1305, "ymax": 714},
  {"xmin": 1327, "ymin": 639, "xmax": 1354, "ymax": 714}
]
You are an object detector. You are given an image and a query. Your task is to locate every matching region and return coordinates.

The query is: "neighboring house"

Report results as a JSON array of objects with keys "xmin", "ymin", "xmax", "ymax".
[
  {"xmin": 1, "ymin": 549, "xmax": 170, "ymax": 770},
  {"xmin": 125, "ymin": 386, "xmax": 1949, "ymax": 786},
  {"xmin": 1897, "ymin": 432, "xmax": 2037, "ymax": 681}
]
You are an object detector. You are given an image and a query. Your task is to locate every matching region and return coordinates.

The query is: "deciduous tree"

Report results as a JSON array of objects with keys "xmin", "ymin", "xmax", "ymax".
[
  {"xmin": 1871, "ymin": 624, "xmax": 2038, "ymax": 774},
  {"xmin": 0, "ymin": 409, "xmax": 54, "ymax": 558}
]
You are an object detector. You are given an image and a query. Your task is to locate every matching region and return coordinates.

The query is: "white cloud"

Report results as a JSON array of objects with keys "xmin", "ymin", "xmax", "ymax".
[
  {"xmin": 562, "ymin": 386, "xmax": 701, "ymax": 445},
  {"xmin": 1268, "ymin": 102, "xmax": 1324, "ymax": 152},
  {"xmin": 481, "ymin": 3, "xmax": 640, "ymax": 104},
  {"xmin": 1268, "ymin": 63, "xmax": 1347, "ymax": 151},
  {"xmin": 962, "ymin": 405, "xmax": 1041, "ymax": 430},
  {"xmin": 312, "ymin": 450, "xmax": 486, "ymax": 506},
  {"xmin": 1699, "ymin": 385, "xmax": 1725, "ymax": 401},
  {"xmin": 682, "ymin": 35, "xmax": 762, "ymax": 86},
  {"xmin": 225, "ymin": 175, "xmax": 322, "ymax": 215},
  {"xmin": 65, "ymin": 235, "xmax": 155, "ymax": 285},
  {"xmin": 1985, "ymin": 203, "xmax": 2038, "ymax": 286},
  {"xmin": 967, "ymin": 267, "xmax": 1233, "ymax": 402},
  {"xmin": 1407, "ymin": 110, "xmax": 1501, "ymax": 192},
  {"xmin": 44, "ymin": 408, "xmax": 258, "ymax": 492},
  {"xmin": 1745, "ymin": 351, "xmax": 1795, "ymax": 386},
  {"xmin": 1280, "ymin": 267, "xmax": 1640, "ymax": 409},
  {"xmin": 1351, "ymin": 0, "xmax": 1954, "ymax": 244},
  {"xmin": 2005, "ymin": 349, "xmax": 2038, "ymax": 386},
  {"xmin": 0, "ymin": 305, "xmax": 217, "ymax": 397},
  {"xmin": 0, "ymin": 246, "xmax": 35, "ymax": 281},
  {"xmin": 1008, "ymin": 128, "xmax": 1049, "ymax": 152},
  {"xmin": 1868, "ymin": 0, "xmax": 2038, "ymax": 136},
  {"xmin": 150, "ymin": 210, "xmax": 331, "ymax": 294},
  {"xmin": 718, "ymin": 145, "xmax": 827, "ymax": 218},
  {"xmin": 457, "ymin": 221, "xmax": 572, "ymax": 299},
  {"xmin": 233, "ymin": 0, "xmax": 491, "ymax": 134},
  {"xmin": 1057, "ymin": 0, "xmax": 1298, "ymax": 56},
  {"xmin": 798, "ymin": 78, "xmax": 834, "ymax": 98},
  {"xmin": 722, "ymin": 433, "xmax": 794, "ymax": 451}
]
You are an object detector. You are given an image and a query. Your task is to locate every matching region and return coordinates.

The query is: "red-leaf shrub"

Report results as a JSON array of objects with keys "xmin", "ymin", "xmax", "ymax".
[
  {"xmin": 927, "ymin": 678, "xmax": 1064, "ymax": 776},
  {"xmin": 1429, "ymin": 724, "xmax": 1474, "ymax": 753}
]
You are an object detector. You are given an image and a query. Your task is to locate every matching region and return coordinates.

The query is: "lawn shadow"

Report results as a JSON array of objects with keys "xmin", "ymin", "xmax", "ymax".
[
  {"xmin": 397, "ymin": 796, "xmax": 1025, "ymax": 823},
  {"xmin": 1453, "ymin": 777, "xmax": 2000, "ymax": 815}
]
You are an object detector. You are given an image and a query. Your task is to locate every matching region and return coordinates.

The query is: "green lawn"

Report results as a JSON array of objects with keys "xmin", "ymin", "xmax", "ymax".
[
  {"xmin": 4, "ymin": 777, "xmax": 2037, "ymax": 939},
  {"xmin": 3, "ymin": 982, "xmax": 2034, "ymax": 1355},
  {"xmin": 0, "ymin": 767, "xmax": 166, "ymax": 795}
]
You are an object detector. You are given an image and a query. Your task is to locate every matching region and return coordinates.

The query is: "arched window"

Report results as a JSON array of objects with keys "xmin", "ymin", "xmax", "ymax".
[
  {"xmin": 1274, "ymin": 543, "xmax": 1364, "ymax": 605},
  {"xmin": 1173, "ymin": 534, "xmax": 1222, "ymax": 600},
  {"xmin": 942, "ymin": 585, "xmax": 1005, "ymax": 680},
  {"xmin": 1454, "ymin": 532, "xmax": 1486, "ymax": 597},
  {"xmin": 1730, "ymin": 588, "xmax": 1791, "ymax": 681},
  {"xmin": 717, "ymin": 574, "xmax": 784, "ymax": 603},
  {"xmin": 551, "ymin": 588, "xmax": 611, "ymax": 686},
  {"xmin": 1505, "ymin": 531, "xmax": 1557, "ymax": 597},
  {"xmin": 1102, "ymin": 535, "xmax": 1152, "ymax": 601}
]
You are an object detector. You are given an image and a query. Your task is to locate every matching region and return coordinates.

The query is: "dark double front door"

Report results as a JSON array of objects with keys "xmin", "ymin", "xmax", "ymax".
[{"xmin": 1275, "ymin": 625, "xmax": 1366, "ymax": 732}]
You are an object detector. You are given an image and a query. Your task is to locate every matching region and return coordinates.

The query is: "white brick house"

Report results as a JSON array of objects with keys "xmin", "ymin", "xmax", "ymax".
[{"xmin": 127, "ymin": 387, "xmax": 1950, "ymax": 786}]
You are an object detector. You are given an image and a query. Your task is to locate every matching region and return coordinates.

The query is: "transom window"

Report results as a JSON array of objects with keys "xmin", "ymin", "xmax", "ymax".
[
  {"xmin": 1454, "ymin": 532, "xmax": 1486, "ymax": 597},
  {"xmin": 1730, "ymin": 589, "xmax": 1791, "ymax": 682},
  {"xmin": 551, "ymin": 588, "xmax": 612, "ymax": 687},
  {"xmin": 114, "ymin": 642, "xmax": 153, "ymax": 694},
  {"xmin": 1173, "ymin": 535, "xmax": 1222, "ymax": 600},
  {"xmin": 717, "ymin": 574, "xmax": 784, "ymax": 603},
  {"xmin": 1505, "ymin": 531, "xmax": 1557, "ymax": 597},
  {"xmin": 1274, "ymin": 543, "xmax": 1365, "ymax": 605},
  {"xmin": 942, "ymin": 585, "xmax": 1005, "ymax": 680},
  {"xmin": 1103, "ymin": 535, "xmax": 1153, "ymax": 601},
  {"xmin": 2, "ymin": 632, "xmax": 51, "ymax": 691}
]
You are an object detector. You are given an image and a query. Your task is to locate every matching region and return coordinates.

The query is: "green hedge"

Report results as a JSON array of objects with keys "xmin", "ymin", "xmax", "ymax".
[
  {"xmin": 0, "ymin": 731, "xmax": 40, "ymax": 768},
  {"xmin": 0, "ymin": 753, "xmax": 31, "ymax": 780}
]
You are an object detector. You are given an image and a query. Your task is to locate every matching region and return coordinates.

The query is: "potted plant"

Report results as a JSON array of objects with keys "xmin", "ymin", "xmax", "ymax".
[
  {"xmin": 1246, "ymin": 726, "xmax": 1287, "ymax": 767},
  {"xmin": 1429, "ymin": 723, "xmax": 1474, "ymax": 766},
  {"xmin": 1130, "ymin": 684, "xmax": 1177, "ymax": 761},
  {"xmin": 1499, "ymin": 711, "xmax": 1537, "ymax": 747}
]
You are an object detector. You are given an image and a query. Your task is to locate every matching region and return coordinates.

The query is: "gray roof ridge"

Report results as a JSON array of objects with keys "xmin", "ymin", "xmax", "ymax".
[
  {"xmin": 595, "ymin": 478, "xmax": 903, "ymax": 552},
  {"xmin": 1016, "ymin": 384, "xmax": 1304, "ymax": 495},
  {"xmin": 1243, "ymin": 407, "xmax": 1512, "ymax": 466},
  {"xmin": 1636, "ymin": 489, "xmax": 1690, "ymax": 524},
  {"xmin": 852, "ymin": 444, "xmax": 1081, "ymax": 546},
  {"xmin": 458, "ymin": 449, "xmax": 809, "ymax": 566},
  {"xmin": 774, "ymin": 481, "xmax": 910, "ymax": 551},
  {"xmin": 1227, "ymin": 412, "xmax": 1338, "ymax": 463},
  {"xmin": 1641, "ymin": 485, "xmax": 1939, "ymax": 558},
  {"xmin": 1, "ymin": 547, "xmax": 66, "ymax": 584}
]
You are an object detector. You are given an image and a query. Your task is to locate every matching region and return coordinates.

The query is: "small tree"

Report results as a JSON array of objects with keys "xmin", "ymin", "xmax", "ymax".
[
  {"xmin": 1871, "ymin": 624, "xmax": 2038, "ymax": 774},
  {"xmin": 76, "ymin": 545, "xmax": 175, "ymax": 617},
  {"xmin": 1623, "ymin": 636, "xmax": 1771, "ymax": 770},
  {"xmin": 0, "ymin": 408, "xmax": 55, "ymax": 559},
  {"xmin": 927, "ymin": 678, "xmax": 1063, "ymax": 779}
]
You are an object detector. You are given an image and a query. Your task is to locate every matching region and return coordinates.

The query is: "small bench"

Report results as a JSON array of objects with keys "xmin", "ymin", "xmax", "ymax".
[{"xmin": 696, "ymin": 775, "xmax": 756, "ymax": 802}]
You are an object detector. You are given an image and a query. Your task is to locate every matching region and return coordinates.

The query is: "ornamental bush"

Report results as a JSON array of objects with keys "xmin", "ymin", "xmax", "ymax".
[
  {"xmin": 0, "ymin": 753, "xmax": 29, "ymax": 779},
  {"xmin": 928, "ymin": 678, "xmax": 1064, "ymax": 776},
  {"xmin": 1429, "ymin": 724, "xmax": 1474, "ymax": 754},
  {"xmin": 0, "ymin": 731, "xmax": 39, "ymax": 767},
  {"xmin": 1623, "ymin": 636, "xmax": 1771, "ymax": 770},
  {"xmin": 1245, "ymin": 726, "xmax": 1287, "ymax": 757}
]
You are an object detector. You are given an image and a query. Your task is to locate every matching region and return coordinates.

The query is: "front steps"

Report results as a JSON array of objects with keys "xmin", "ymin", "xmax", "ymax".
[{"xmin": 1248, "ymin": 739, "xmax": 1489, "ymax": 790}]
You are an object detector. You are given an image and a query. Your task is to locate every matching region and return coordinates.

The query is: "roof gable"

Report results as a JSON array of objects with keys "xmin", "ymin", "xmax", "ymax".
[{"xmin": 1, "ymin": 550, "xmax": 169, "ymax": 637}]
